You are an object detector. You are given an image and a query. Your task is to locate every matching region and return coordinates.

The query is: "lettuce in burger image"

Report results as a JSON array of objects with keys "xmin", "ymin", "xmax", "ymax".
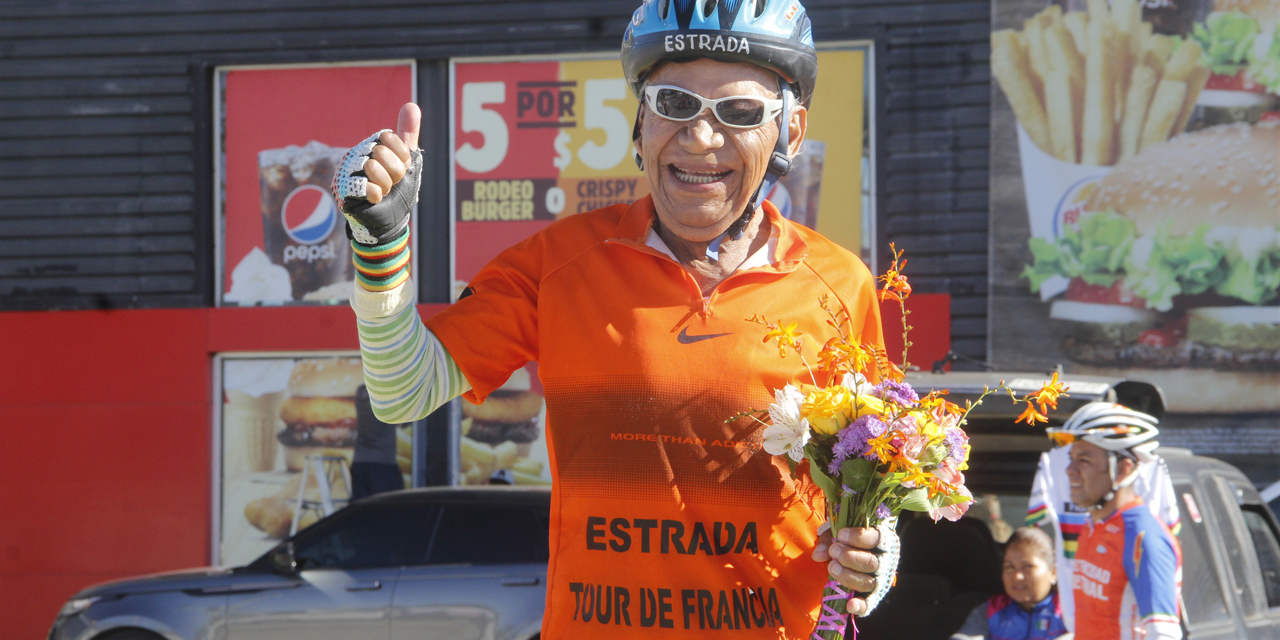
[
  {"xmin": 1023, "ymin": 121, "xmax": 1279, "ymax": 409},
  {"xmin": 1192, "ymin": 0, "xmax": 1280, "ymax": 123}
]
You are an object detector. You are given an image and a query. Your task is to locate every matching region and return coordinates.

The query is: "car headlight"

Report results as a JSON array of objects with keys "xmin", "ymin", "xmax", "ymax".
[{"xmin": 57, "ymin": 597, "xmax": 102, "ymax": 617}]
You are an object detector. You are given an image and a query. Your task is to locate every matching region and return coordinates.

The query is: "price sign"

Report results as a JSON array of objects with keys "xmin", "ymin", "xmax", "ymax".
[
  {"xmin": 450, "ymin": 58, "xmax": 647, "ymax": 294},
  {"xmin": 449, "ymin": 49, "xmax": 870, "ymax": 296}
]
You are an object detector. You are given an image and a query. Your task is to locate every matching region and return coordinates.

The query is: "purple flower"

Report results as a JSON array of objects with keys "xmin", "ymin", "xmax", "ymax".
[
  {"xmin": 943, "ymin": 428, "xmax": 968, "ymax": 462},
  {"xmin": 827, "ymin": 459, "xmax": 843, "ymax": 476},
  {"xmin": 874, "ymin": 380, "xmax": 920, "ymax": 406},
  {"xmin": 875, "ymin": 503, "xmax": 891, "ymax": 521},
  {"xmin": 833, "ymin": 416, "xmax": 888, "ymax": 463}
]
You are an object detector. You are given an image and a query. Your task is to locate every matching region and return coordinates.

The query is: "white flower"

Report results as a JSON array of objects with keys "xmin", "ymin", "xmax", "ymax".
[
  {"xmin": 764, "ymin": 385, "xmax": 810, "ymax": 462},
  {"xmin": 840, "ymin": 372, "xmax": 875, "ymax": 396}
]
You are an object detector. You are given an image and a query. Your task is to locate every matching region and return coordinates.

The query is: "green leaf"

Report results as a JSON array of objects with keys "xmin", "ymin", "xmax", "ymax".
[
  {"xmin": 899, "ymin": 487, "xmax": 934, "ymax": 512},
  {"xmin": 1249, "ymin": 25, "xmax": 1280, "ymax": 93},
  {"xmin": 1022, "ymin": 211, "xmax": 1137, "ymax": 294},
  {"xmin": 808, "ymin": 458, "xmax": 840, "ymax": 503},
  {"xmin": 787, "ymin": 456, "xmax": 799, "ymax": 480},
  {"xmin": 1192, "ymin": 11, "xmax": 1259, "ymax": 75}
]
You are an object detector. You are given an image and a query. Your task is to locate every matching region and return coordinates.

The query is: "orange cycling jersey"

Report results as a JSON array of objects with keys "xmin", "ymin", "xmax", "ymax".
[
  {"xmin": 427, "ymin": 196, "xmax": 886, "ymax": 639},
  {"xmin": 1072, "ymin": 499, "xmax": 1183, "ymax": 640}
]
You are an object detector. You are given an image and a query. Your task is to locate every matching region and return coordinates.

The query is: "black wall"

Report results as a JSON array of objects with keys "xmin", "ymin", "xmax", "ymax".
[{"xmin": 0, "ymin": 0, "xmax": 990, "ymax": 364}]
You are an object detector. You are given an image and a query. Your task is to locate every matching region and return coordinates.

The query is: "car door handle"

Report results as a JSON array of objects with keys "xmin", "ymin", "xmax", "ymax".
[
  {"xmin": 345, "ymin": 580, "xmax": 382, "ymax": 592},
  {"xmin": 502, "ymin": 577, "xmax": 541, "ymax": 587}
]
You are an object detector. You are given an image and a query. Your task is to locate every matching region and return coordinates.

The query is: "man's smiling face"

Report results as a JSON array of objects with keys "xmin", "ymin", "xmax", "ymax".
[{"xmin": 635, "ymin": 58, "xmax": 804, "ymax": 243}]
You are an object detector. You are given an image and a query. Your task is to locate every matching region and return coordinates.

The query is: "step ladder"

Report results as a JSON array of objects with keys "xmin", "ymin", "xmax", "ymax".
[{"xmin": 291, "ymin": 454, "xmax": 352, "ymax": 536}]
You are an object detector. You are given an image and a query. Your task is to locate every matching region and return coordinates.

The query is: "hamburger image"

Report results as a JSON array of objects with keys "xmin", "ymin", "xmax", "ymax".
[
  {"xmin": 462, "ymin": 368, "xmax": 544, "ymax": 456},
  {"xmin": 1023, "ymin": 121, "xmax": 1280, "ymax": 411},
  {"xmin": 277, "ymin": 358, "xmax": 363, "ymax": 471},
  {"xmin": 1192, "ymin": 0, "xmax": 1280, "ymax": 124}
]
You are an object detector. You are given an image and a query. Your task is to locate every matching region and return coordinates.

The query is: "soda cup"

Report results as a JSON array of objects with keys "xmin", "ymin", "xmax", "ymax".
[{"xmin": 258, "ymin": 141, "xmax": 353, "ymax": 302}]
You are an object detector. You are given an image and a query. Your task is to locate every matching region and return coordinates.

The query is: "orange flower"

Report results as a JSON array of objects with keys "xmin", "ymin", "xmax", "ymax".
[
  {"xmin": 878, "ymin": 271, "xmax": 912, "ymax": 302},
  {"xmin": 866, "ymin": 431, "xmax": 898, "ymax": 464},
  {"xmin": 1030, "ymin": 372, "xmax": 1069, "ymax": 414},
  {"xmin": 817, "ymin": 337, "xmax": 856, "ymax": 376},
  {"xmin": 1016, "ymin": 401, "xmax": 1049, "ymax": 426},
  {"xmin": 762, "ymin": 321, "xmax": 803, "ymax": 358},
  {"xmin": 877, "ymin": 244, "xmax": 913, "ymax": 302}
]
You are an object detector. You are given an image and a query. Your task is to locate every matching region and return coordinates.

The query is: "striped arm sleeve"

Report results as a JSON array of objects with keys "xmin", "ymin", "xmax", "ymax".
[{"xmin": 349, "ymin": 234, "xmax": 470, "ymax": 423}]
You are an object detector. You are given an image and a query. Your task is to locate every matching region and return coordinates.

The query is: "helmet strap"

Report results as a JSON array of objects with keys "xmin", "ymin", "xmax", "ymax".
[
  {"xmin": 1092, "ymin": 451, "xmax": 1137, "ymax": 511},
  {"xmin": 632, "ymin": 102, "xmax": 645, "ymax": 171},
  {"xmin": 738, "ymin": 79, "xmax": 794, "ymax": 238}
]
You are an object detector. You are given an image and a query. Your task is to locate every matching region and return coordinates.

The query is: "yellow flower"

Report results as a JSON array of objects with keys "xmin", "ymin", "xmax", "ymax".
[
  {"xmin": 847, "ymin": 395, "xmax": 885, "ymax": 421},
  {"xmin": 912, "ymin": 410, "xmax": 944, "ymax": 440},
  {"xmin": 901, "ymin": 464, "xmax": 930, "ymax": 488},
  {"xmin": 801, "ymin": 386, "xmax": 852, "ymax": 435},
  {"xmin": 763, "ymin": 321, "xmax": 803, "ymax": 358}
]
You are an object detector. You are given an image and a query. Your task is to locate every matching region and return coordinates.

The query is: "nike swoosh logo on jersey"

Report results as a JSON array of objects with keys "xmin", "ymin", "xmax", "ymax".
[{"xmin": 677, "ymin": 327, "xmax": 731, "ymax": 344}]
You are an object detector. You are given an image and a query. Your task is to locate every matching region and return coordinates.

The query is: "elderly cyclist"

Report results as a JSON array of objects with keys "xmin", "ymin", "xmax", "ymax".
[
  {"xmin": 1047, "ymin": 403, "xmax": 1184, "ymax": 640},
  {"xmin": 331, "ymin": 0, "xmax": 894, "ymax": 636}
]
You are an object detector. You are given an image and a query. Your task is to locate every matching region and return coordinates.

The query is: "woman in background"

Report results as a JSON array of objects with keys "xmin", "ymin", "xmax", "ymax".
[{"xmin": 952, "ymin": 527, "xmax": 1071, "ymax": 640}]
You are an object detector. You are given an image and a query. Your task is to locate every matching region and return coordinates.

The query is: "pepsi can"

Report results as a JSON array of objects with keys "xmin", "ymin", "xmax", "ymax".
[{"xmin": 258, "ymin": 142, "xmax": 353, "ymax": 301}]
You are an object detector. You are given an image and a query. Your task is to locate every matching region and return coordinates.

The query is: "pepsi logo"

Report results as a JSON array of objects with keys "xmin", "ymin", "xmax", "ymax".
[{"xmin": 281, "ymin": 184, "xmax": 337, "ymax": 245}]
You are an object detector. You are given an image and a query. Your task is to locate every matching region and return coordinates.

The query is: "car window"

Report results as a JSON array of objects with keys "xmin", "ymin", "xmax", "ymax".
[
  {"xmin": 293, "ymin": 504, "xmax": 435, "ymax": 570},
  {"xmin": 1207, "ymin": 476, "xmax": 1258, "ymax": 618},
  {"xmin": 1239, "ymin": 505, "xmax": 1280, "ymax": 609},
  {"xmin": 426, "ymin": 503, "xmax": 549, "ymax": 565},
  {"xmin": 1173, "ymin": 483, "xmax": 1232, "ymax": 625}
]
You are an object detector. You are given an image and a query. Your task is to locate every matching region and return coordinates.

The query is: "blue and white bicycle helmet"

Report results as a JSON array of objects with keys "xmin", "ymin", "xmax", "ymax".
[
  {"xmin": 621, "ymin": 0, "xmax": 818, "ymax": 107},
  {"xmin": 621, "ymin": 0, "xmax": 818, "ymax": 239}
]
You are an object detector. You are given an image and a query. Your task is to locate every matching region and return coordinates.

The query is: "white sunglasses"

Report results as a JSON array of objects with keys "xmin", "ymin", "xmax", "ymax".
[{"xmin": 643, "ymin": 84, "xmax": 784, "ymax": 129}]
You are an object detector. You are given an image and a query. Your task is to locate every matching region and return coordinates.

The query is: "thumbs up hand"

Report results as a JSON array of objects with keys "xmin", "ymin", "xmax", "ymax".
[{"xmin": 331, "ymin": 103, "xmax": 423, "ymax": 246}]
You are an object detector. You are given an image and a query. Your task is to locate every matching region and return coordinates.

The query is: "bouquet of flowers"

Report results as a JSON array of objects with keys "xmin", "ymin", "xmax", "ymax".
[{"xmin": 743, "ymin": 245, "xmax": 1068, "ymax": 640}]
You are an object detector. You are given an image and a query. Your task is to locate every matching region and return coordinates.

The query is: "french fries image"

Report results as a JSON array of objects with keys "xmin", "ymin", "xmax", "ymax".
[
  {"xmin": 992, "ymin": 4, "xmax": 1210, "ymax": 167},
  {"xmin": 245, "ymin": 472, "xmax": 334, "ymax": 538},
  {"xmin": 992, "ymin": 30, "xmax": 1052, "ymax": 154},
  {"xmin": 1120, "ymin": 65, "xmax": 1158, "ymax": 160},
  {"xmin": 459, "ymin": 436, "xmax": 525, "ymax": 484}
]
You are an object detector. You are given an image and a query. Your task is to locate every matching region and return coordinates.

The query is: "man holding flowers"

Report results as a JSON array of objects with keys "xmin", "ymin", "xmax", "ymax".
[{"xmin": 331, "ymin": 0, "xmax": 891, "ymax": 637}]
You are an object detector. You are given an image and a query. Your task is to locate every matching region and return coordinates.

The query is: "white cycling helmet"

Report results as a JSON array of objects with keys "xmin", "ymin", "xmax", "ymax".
[{"xmin": 1047, "ymin": 402, "xmax": 1161, "ymax": 508}]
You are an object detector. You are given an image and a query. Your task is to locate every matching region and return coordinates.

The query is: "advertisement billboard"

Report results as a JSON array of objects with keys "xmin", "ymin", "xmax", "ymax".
[
  {"xmin": 215, "ymin": 62, "xmax": 415, "ymax": 307},
  {"xmin": 215, "ymin": 354, "xmax": 418, "ymax": 566},
  {"xmin": 988, "ymin": 0, "xmax": 1279, "ymax": 415},
  {"xmin": 447, "ymin": 47, "xmax": 873, "ymax": 485}
]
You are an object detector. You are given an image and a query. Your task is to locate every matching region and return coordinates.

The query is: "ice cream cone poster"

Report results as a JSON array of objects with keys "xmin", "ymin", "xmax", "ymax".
[
  {"xmin": 449, "ymin": 48, "xmax": 870, "ymax": 300},
  {"xmin": 988, "ymin": 0, "xmax": 1280, "ymax": 413},
  {"xmin": 216, "ymin": 354, "xmax": 417, "ymax": 566},
  {"xmin": 216, "ymin": 62, "xmax": 415, "ymax": 307}
]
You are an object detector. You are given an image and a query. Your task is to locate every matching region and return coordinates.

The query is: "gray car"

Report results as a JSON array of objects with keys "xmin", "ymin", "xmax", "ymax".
[{"xmin": 48, "ymin": 487, "xmax": 550, "ymax": 640}]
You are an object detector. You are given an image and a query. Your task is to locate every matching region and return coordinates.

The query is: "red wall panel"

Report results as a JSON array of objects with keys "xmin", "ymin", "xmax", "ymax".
[{"xmin": 0, "ymin": 309, "xmax": 210, "ymax": 640}]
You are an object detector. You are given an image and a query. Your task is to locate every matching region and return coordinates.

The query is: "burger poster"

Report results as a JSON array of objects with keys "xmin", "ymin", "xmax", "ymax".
[
  {"xmin": 989, "ymin": 0, "xmax": 1280, "ymax": 414},
  {"xmin": 449, "ymin": 49, "xmax": 872, "ymax": 484},
  {"xmin": 216, "ymin": 355, "xmax": 416, "ymax": 566},
  {"xmin": 216, "ymin": 61, "xmax": 414, "ymax": 307}
]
